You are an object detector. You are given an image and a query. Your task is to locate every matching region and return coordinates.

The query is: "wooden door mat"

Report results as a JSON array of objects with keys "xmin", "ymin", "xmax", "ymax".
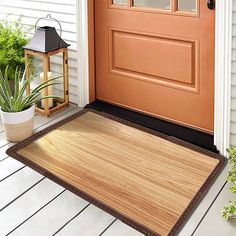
[{"xmin": 7, "ymin": 109, "xmax": 226, "ymax": 236}]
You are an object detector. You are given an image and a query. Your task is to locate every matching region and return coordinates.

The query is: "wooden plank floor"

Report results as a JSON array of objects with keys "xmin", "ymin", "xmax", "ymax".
[{"xmin": 0, "ymin": 103, "xmax": 233, "ymax": 236}]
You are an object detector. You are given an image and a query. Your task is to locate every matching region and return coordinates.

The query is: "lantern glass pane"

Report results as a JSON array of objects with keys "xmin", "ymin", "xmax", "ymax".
[
  {"xmin": 28, "ymin": 53, "xmax": 66, "ymax": 109},
  {"xmin": 31, "ymin": 57, "xmax": 44, "ymax": 108},
  {"xmin": 48, "ymin": 53, "xmax": 65, "ymax": 107}
]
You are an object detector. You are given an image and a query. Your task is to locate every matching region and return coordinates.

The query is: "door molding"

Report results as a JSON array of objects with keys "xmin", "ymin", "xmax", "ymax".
[
  {"xmin": 76, "ymin": 0, "xmax": 233, "ymax": 155},
  {"xmin": 76, "ymin": 0, "xmax": 90, "ymax": 107},
  {"xmin": 214, "ymin": 0, "xmax": 232, "ymax": 155}
]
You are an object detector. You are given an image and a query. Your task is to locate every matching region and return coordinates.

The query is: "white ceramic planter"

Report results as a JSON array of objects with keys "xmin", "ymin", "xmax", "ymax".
[{"xmin": 0, "ymin": 105, "xmax": 35, "ymax": 142}]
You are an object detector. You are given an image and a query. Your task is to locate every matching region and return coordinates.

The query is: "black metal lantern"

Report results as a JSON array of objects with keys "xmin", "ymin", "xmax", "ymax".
[{"xmin": 23, "ymin": 14, "xmax": 70, "ymax": 117}]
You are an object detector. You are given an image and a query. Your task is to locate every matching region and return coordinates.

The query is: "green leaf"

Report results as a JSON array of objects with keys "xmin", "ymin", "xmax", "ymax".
[
  {"xmin": 222, "ymin": 201, "xmax": 236, "ymax": 220},
  {"xmin": 14, "ymin": 67, "xmax": 20, "ymax": 99}
]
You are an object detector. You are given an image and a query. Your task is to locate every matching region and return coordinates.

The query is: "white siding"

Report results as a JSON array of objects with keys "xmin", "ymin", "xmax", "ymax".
[
  {"xmin": 231, "ymin": 1, "xmax": 236, "ymax": 146},
  {"xmin": 0, "ymin": 0, "xmax": 78, "ymax": 104}
]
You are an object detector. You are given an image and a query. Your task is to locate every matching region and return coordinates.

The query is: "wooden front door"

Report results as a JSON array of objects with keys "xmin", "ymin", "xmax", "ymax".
[{"xmin": 95, "ymin": 0, "xmax": 215, "ymax": 133}]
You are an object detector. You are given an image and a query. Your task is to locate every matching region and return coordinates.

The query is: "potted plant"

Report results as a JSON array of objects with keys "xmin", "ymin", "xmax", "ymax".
[
  {"xmin": 0, "ymin": 17, "xmax": 33, "ymax": 92},
  {"xmin": 222, "ymin": 147, "xmax": 236, "ymax": 219},
  {"xmin": 0, "ymin": 66, "xmax": 60, "ymax": 142}
]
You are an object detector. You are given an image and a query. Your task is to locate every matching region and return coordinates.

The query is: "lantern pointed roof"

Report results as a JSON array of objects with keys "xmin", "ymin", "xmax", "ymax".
[{"xmin": 23, "ymin": 26, "xmax": 70, "ymax": 53}]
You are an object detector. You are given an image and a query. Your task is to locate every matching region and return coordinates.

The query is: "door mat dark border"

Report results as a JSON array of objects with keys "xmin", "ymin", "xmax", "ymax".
[
  {"xmin": 6, "ymin": 108, "xmax": 227, "ymax": 236},
  {"xmin": 86, "ymin": 100, "xmax": 217, "ymax": 153}
]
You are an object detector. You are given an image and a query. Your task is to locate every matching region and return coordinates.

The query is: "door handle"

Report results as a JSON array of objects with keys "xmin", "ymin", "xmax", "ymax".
[{"xmin": 207, "ymin": 0, "xmax": 215, "ymax": 10}]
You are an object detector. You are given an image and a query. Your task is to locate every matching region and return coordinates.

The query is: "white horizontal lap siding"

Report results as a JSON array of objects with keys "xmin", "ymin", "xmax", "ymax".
[
  {"xmin": 231, "ymin": 1, "xmax": 236, "ymax": 146},
  {"xmin": 0, "ymin": 0, "xmax": 78, "ymax": 104}
]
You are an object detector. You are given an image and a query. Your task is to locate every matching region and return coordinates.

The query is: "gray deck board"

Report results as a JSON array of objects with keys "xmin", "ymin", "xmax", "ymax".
[
  {"xmin": 194, "ymin": 182, "xmax": 236, "ymax": 236},
  {"xmin": 0, "ymin": 145, "xmax": 12, "ymax": 161},
  {"xmin": 55, "ymin": 205, "xmax": 115, "ymax": 236},
  {"xmin": 0, "ymin": 167, "xmax": 43, "ymax": 211},
  {"xmin": 0, "ymin": 158, "xmax": 24, "ymax": 181},
  {"xmin": 10, "ymin": 191, "xmax": 89, "ymax": 236},
  {"xmin": 0, "ymin": 178, "xmax": 64, "ymax": 236},
  {"xmin": 102, "ymin": 220, "xmax": 143, "ymax": 236}
]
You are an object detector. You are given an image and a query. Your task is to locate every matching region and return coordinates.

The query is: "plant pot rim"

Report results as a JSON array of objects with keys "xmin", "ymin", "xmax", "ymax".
[
  {"xmin": 0, "ymin": 104, "xmax": 35, "ymax": 115},
  {"xmin": 0, "ymin": 104, "xmax": 35, "ymax": 125}
]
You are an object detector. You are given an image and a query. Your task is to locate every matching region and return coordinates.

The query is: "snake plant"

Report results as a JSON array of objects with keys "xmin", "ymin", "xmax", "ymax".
[{"xmin": 0, "ymin": 66, "xmax": 60, "ymax": 112}]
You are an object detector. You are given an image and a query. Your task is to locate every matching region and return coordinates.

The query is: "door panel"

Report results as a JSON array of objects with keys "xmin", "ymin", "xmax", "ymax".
[
  {"xmin": 111, "ymin": 29, "xmax": 196, "ymax": 90},
  {"xmin": 95, "ymin": 0, "xmax": 215, "ymax": 133}
]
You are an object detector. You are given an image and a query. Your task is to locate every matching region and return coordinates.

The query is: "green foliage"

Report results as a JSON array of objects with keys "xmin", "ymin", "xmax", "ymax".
[
  {"xmin": 222, "ymin": 147, "xmax": 236, "ymax": 219},
  {"xmin": 0, "ymin": 66, "xmax": 60, "ymax": 112},
  {"xmin": 0, "ymin": 17, "xmax": 31, "ymax": 80},
  {"xmin": 222, "ymin": 201, "xmax": 236, "ymax": 220}
]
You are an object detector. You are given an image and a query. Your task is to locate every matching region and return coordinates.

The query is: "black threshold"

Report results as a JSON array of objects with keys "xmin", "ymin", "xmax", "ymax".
[{"xmin": 86, "ymin": 100, "xmax": 218, "ymax": 153}]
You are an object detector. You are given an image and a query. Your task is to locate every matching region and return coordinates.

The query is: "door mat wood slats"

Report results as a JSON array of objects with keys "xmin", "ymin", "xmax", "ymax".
[{"xmin": 7, "ymin": 109, "xmax": 227, "ymax": 236}]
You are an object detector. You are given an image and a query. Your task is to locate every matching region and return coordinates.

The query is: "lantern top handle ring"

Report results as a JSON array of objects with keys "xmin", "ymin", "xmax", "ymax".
[{"xmin": 35, "ymin": 14, "xmax": 62, "ymax": 37}]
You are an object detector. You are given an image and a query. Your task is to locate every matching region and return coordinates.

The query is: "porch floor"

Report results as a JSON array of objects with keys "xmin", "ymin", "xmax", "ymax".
[{"xmin": 0, "ymin": 104, "xmax": 234, "ymax": 236}]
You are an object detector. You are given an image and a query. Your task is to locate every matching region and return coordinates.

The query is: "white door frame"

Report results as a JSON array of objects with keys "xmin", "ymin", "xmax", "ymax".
[
  {"xmin": 76, "ymin": 0, "xmax": 89, "ymax": 107},
  {"xmin": 76, "ymin": 0, "xmax": 233, "ymax": 155},
  {"xmin": 214, "ymin": 0, "xmax": 232, "ymax": 155}
]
